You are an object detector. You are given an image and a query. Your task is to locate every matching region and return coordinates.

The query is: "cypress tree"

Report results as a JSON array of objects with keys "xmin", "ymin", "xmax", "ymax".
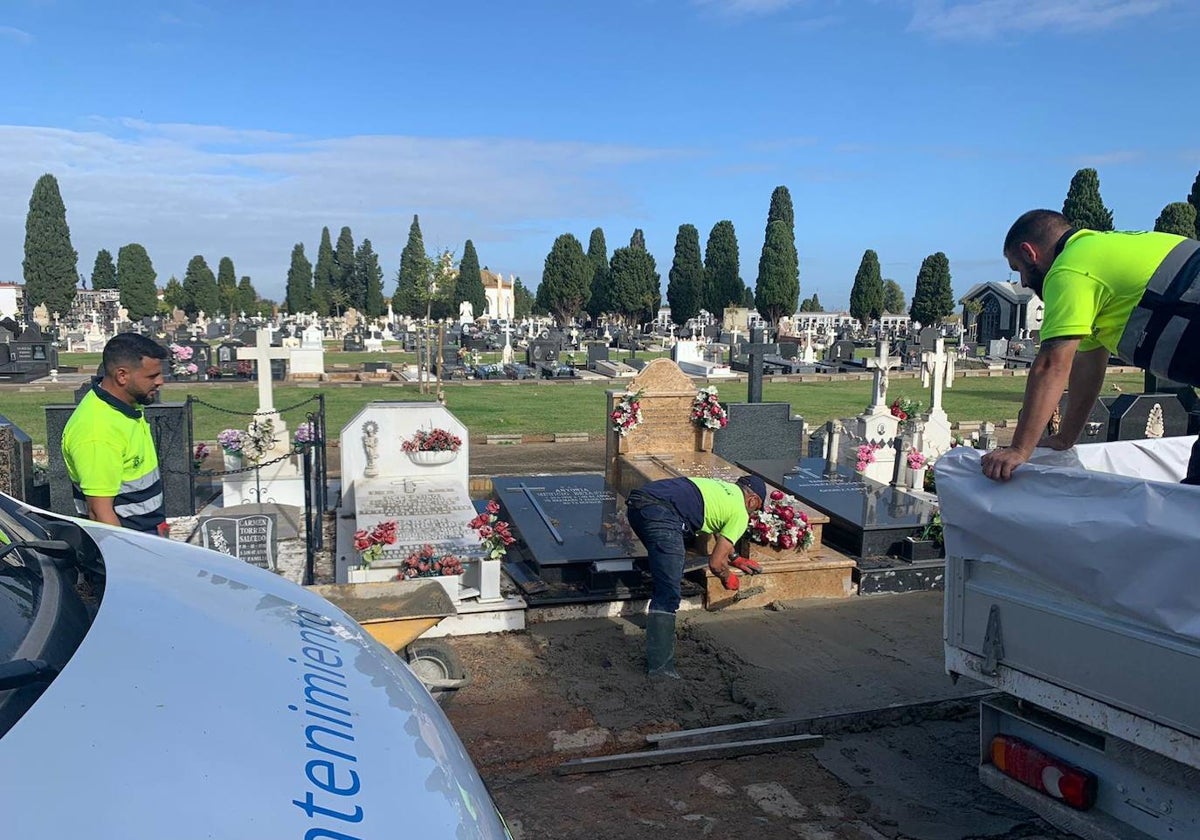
[
  {"xmin": 457, "ymin": 240, "xmax": 487, "ymax": 317},
  {"xmin": 333, "ymin": 226, "xmax": 357, "ymax": 307},
  {"xmin": 910, "ymin": 252, "xmax": 954, "ymax": 326},
  {"xmin": 181, "ymin": 255, "xmax": 219, "ymax": 317},
  {"xmin": 704, "ymin": 220, "xmax": 741, "ymax": 318},
  {"xmin": 767, "ymin": 184, "xmax": 794, "ymax": 230},
  {"xmin": 848, "ymin": 249, "xmax": 885, "ymax": 326},
  {"xmin": 540, "ymin": 233, "xmax": 591, "ymax": 323},
  {"xmin": 1188, "ymin": 171, "xmax": 1200, "ymax": 239},
  {"xmin": 609, "ymin": 245, "xmax": 660, "ymax": 326},
  {"xmin": 755, "ymin": 220, "xmax": 799, "ymax": 325},
  {"xmin": 311, "ymin": 226, "xmax": 334, "ymax": 316},
  {"xmin": 286, "ymin": 244, "xmax": 313, "ymax": 313},
  {"xmin": 236, "ymin": 276, "xmax": 257, "ymax": 315},
  {"xmin": 1154, "ymin": 202, "xmax": 1197, "ymax": 238},
  {"xmin": 585, "ymin": 227, "xmax": 610, "ymax": 321},
  {"xmin": 357, "ymin": 239, "xmax": 385, "ymax": 318},
  {"xmin": 116, "ymin": 244, "xmax": 158, "ymax": 320},
  {"xmin": 393, "ymin": 215, "xmax": 427, "ymax": 318},
  {"xmin": 666, "ymin": 223, "xmax": 704, "ymax": 325},
  {"xmin": 22, "ymin": 173, "xmax": 78, "ymax": 317},
  {"xmin": 163, "ymin": 276, "xmax": 185, "ymax": 312},
  {"xmin": 1062, "ymin": 168, "xmax": 1114, "ymax": 230},
  {"xmin": 91, "ymin": 249, "xmax": 117, "ymax": 290},
  {"xmin": 216, "ymin": 256, "xmax": 238, "ymax": 319},
  {"xmin": 882, "ymin": 279, "xmax": 905, "ymax": 314},
  {"xmin": 630, "ymin": 228, "xmax": 647, "ymax": 250},
  {"xmin": 513, "ymin": 278, "xmax": 534, "ymax": 320}
]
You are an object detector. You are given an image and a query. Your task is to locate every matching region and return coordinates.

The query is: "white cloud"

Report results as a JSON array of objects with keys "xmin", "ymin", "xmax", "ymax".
[
  {"xmin": 0, "ymin": 122, "xmax": 685, "ymax": 297},
  {"xmin": 908, "ymin": 0, "xmax": 1176, "ymax": 39},
  {"xmin": 0, "ymin": 26, "xmax": 33, "ymax": 44}
]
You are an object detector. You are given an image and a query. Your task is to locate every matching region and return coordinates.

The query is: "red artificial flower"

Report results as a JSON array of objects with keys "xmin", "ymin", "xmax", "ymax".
[
  {"xmin": 353, "ymin": 530, "xmax": 372, "ymax": 552},
  {"xmin": 486, "ymin": 500, "xmax": 500, "ymax": 514}
]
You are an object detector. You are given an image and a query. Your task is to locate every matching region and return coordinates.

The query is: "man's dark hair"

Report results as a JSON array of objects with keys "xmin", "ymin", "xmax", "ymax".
[
  {"xmin": 102, "ymin": 333, "xmax": 169, "ymax": 376},
  {"xmin": 1004, "ymin": 209, "xmax": 1071, "ymax": 253}
]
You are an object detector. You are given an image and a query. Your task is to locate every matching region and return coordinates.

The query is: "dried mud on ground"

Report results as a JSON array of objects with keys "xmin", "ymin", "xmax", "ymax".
[{"xmin": 444, "ymin": 616, "xmax": 784, "ymax": 777}]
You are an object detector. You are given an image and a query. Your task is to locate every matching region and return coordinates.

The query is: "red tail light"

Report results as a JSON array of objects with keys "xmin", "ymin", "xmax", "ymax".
[{"xmin": 990, "ymin": 735, "xmax": 1097, "ymax": 810}]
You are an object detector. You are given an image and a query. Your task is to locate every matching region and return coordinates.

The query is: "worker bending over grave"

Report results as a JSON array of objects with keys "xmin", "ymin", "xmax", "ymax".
[{"xmin": 625, "ymin": 474, "xmax": 765, "ymax": 678}]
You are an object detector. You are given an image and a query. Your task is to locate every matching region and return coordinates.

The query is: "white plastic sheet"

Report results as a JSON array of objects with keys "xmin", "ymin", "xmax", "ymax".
[{"xmin": 936, "ymin": 436, "xmax": 1200, "ymax": 642}]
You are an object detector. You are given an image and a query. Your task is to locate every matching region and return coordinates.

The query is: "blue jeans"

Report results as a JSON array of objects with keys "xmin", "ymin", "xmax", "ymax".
[{"xmin": 627, "ymin": 495, "xmax": 687, "ymax": 613}]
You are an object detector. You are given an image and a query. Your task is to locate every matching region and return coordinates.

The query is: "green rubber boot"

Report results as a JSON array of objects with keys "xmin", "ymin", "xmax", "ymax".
[{"xmin": 645, "ymin": 610, "xmax": 681, "ymax": 679}]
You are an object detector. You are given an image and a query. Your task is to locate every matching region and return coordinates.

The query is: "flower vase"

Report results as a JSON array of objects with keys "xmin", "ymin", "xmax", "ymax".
[
  {"xmin": 407, "ymin": 450, "xmax": 458, "ymax": 466},
  {"xmin": 432, "ymin": 573, "xmax": 463, "ymax": 602},
  {"xmin": 909, "ymin": 467, "xmax": 927, "ymax": 491},
  {"xmin": 696, "ymin": 427, "xmax": 714, "ymax": 452},
  {"xmin": 223, "ymin": 451, "xmax": 243, "ymax": 472}
]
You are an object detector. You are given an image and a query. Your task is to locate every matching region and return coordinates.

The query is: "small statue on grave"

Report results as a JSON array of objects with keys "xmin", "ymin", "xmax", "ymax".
[{"xmin": 362, "ymin": 420, "xmax": 380, "ymax": 478}]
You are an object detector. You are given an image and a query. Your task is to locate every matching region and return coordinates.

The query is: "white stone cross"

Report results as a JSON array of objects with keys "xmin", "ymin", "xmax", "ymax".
[
  {"xmin": 864, "ymin": 339, "xmax": 903, "ymax": 412},
  {"xmin": 237, "ymin": 328, "xmax": 291, "ymax": 416},
  {"xmin": 921, "ymin": 337, "xmax": 954, "ymax": 413}
]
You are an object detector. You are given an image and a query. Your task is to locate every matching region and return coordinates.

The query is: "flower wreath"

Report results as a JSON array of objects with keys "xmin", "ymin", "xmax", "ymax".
[
  {"xmin": 691, "ymin": 386, "xmax": 728, "ymax": 430},
  {"xmin": 748, "ymin": 489, "xmax": 815, "ymax": 551},
  {"xmin": 610, "ymin": 389, "xmax": 644, "ymax": 437}
]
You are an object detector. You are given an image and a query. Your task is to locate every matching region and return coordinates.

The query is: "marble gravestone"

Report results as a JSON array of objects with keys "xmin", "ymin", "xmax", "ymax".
[
  {"xmin": 199, "ymin": 512, "xmax": 277, "ymax": 571},
  {"xmin": 337, "ymin": 402, "xmax": 501, "ymax": 602}
]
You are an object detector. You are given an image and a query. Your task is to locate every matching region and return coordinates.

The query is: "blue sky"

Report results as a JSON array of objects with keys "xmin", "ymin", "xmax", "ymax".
[{"xmin": 2, "ymin": 0, "xmax": 1198, "ymax": 312}]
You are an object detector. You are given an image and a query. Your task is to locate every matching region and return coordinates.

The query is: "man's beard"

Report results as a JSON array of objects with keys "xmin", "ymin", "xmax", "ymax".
[
  {"xmin": 1022, "ymin": 260, "xmax": 1046, "ymax": 297},
  {"xmin": 133, "ymin": 389, "xmax": 158, "ymax": 406}
]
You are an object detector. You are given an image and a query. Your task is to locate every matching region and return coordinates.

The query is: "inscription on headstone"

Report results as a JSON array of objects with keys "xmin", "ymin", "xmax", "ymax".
[
  {"xmin": 354, "ymin": 477, "xmax": 479, "ymax": 565},
  {"xmin": 199, "ymin": 513, "xmax": 277, "ymax": 571}
]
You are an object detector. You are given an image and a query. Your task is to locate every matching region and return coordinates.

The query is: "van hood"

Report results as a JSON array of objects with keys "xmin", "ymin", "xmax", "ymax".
[{"xmin": 0, "ymin": 525, "xmax": 507, "ymax": 838}]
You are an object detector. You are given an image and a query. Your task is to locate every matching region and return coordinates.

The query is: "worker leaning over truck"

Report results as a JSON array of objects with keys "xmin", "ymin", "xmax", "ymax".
[{"xmin": 982, "ymin": 209, "xmax": 1200, "ymax": 484}]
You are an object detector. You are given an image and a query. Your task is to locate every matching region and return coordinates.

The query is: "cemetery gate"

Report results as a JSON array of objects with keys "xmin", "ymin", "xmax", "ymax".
[{"xmin": 186, "ymin": 393, "xmax": 329, "ymax": 584}]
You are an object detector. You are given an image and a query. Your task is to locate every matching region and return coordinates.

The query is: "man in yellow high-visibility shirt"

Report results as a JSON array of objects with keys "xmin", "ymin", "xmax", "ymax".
[
  {"xmin": 982, "ymin": 209, "xmax": 1200, "ymax": 484},
  {"xmin": 63, "ymin": 334, "xmax": 170, "ymax": 533}
]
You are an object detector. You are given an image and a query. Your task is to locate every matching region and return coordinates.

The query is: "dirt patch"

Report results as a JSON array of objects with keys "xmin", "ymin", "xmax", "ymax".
[{"xmin": 445, "ymin": 616, "xmax": 784, "ymax": 776}]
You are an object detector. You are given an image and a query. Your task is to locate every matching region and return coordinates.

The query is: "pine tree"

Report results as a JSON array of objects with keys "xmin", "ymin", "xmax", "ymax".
[
  {"xmin": 848, "ymin": 249, "xmax": 885, "ymax": 326},
  {"xmin": 666, "ymin": 224, "xmax": 704, "ymax": 325},
  {"xmin": 910, "ymin": 252, "xmax": 954, "ymax": 326},
  {"xmin": 1188, "ymin": 171, "xmax": 1200, "ymax": 239},
  {"xmin": 236, "ymin": 276, "xmax": 257, "ymax": 315},
  {"xmin": 181, "ymin": 255, "xmax": 219, "ymax": 317},
  {"xmin": 704, "ymin": 220, "xmax": 741, "ymax": 318},
  {"xmin": 755, "ymin": 220, "xmax": 799, "ymax": 324},
  {"xmin": 585, "ymin": 227, "xmax": 610, "ymax": 321},
  {"xmin": 116, "ymin": 244, "xmax": 157, "ymax": 320},
  {"xmin": 609, "ymin": 245, "xmax": 660, "ymax": 326},
  {"xmin": 882, "ymin": 279, "xmax": 905, "ymax": 314},
  {"xmin": 22, "ymin": 173, "xmax": 78, "ymax": 317},
  {"xmin": 162, "ymin": 276, "xmax": 186, "ymax": 311},
  {"xmin": 311, "ymin": 226, "xmax": 334, "ymax": 316},
  {"xmin": 1155, "ymin": 202, "xmax": 1197, "ymax": 238},
  {"xmin": 91, "ymin": 249, "xmax": 117, "ymax": 290},
  {"xmin": 333, "ymin": 226, "xmax": 357, "ymax": 307},
  {"xmin": 540, "ymin": 233, "xmax": 591, "ymax": 323},
  {"xmin": 457, "ymin": 240, "xmax": 487, "ymax": 317},
  {"xmin": 356, "ymin": 239, "xmax": 385, "ymax": 318},
  {"xmin": 393, "ymin": 215, "xmax": 427, "ymax": 317},
  {"xmin": 1062, "ymin": 168, "xmax": 1114, "ymax": 231},
  {"xmin": 216, "ymin": 256, "xmax": 238, "ymax": 319},
  {"xmin": 286, "ymin": 244, "xmax": 313, "ymax": 313}
]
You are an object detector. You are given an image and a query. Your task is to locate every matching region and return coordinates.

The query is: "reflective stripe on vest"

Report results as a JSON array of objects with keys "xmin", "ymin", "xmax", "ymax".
[
  {"xmin": 1115, "ymin": 238, "xmax": 1200, "ymax": 387},
  {"xmin": 71, "ymin": 466, "xmax": 164, "ymax": 532}
]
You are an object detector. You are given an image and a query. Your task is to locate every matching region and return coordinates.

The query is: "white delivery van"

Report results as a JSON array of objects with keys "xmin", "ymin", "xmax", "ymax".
[{"xmin": 0, "ymin": 495, "xmax": 511, "ymax": 838}]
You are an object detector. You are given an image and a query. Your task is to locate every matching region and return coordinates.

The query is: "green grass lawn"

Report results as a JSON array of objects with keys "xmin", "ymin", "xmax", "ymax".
[{"xmin": 11, "ymin": 362, "xmax": 1148, "ymax": 449}]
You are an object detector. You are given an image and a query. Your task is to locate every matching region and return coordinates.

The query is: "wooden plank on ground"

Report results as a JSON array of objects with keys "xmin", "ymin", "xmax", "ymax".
[{"xmin": 555, "ymin": 733, "xmax": 823, "ymax": 775}]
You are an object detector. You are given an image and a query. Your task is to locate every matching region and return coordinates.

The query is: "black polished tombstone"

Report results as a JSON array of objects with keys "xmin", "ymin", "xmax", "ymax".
[
  {"xmin": 525, "ymin": 341, "xmax": 558, "ymax": 366},
  {"xmin": 0, "ymin": 415, "xmax": 35, "ymax": 503},
  {"xmin": 586, "ymin": 341, "xmax": 609, "ymax": 371},
  {"xmin": 0, "ymin": 323, "xmax": 58, "ymax": 382},
  {"xmin": 714, "ymin": 403, "xmax": 807, "ymax": 465},
  {"xmin": 343, "ymin": 333, "xmax": 365, "ymax": 352},
  {"xmin": 740, "ymin": 457, "xmax": 937, "ymax": 559},
  {"xmin": 825, "ymin": 339, "xmax": 857, "ymax": 364},
  {"xmin": 216, "ymin": 341, "xmax": 243, "ymax": 375},
  {"xmin": 492, "ymin": 474, "xmax": 647, "ymax": 593},
  {"xmin": 45, "ymin": 401, "xmax": 195, "ymax": 519},
  {"xmin": 1108, "ymin": 393, "xmax": 1191, "ymax": 442}
]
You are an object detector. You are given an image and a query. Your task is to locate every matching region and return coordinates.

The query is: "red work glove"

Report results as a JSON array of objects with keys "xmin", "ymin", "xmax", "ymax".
[
  {"xmin": 730, "ymin": 556, "xmax": 762, "ymax": 575},
  {"xmin": 721, "ymin": 571, "xmax": 740, "ymax": 591}
]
